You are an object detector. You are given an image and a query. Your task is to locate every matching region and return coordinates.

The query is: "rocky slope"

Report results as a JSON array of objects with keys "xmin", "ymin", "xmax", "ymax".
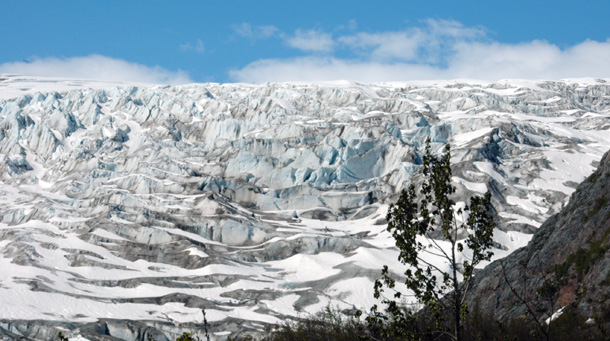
[
  {"xmin": 0, "ymin": 75, "xmax": 609, "ymax": 339},
  {"xmin": 464, "ymin": 149, "xmax": 610, "ymax": 330}
]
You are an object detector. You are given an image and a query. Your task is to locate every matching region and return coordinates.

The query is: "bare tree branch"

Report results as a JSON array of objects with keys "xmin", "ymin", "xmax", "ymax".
[{"xmin": 500, "ymin": 261, "xmax": 549, "ymax": 340}]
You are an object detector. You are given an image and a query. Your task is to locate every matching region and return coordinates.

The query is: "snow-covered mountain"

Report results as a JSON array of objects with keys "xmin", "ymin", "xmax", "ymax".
[{"xmin": 0, "ymin": 74, "xmax": 609, "ymax": 340}]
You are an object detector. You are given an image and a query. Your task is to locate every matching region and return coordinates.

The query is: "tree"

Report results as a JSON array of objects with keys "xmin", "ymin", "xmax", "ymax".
[{"xmin": 372, "ymin": 140, "xmax": 496, "ymax": 340}]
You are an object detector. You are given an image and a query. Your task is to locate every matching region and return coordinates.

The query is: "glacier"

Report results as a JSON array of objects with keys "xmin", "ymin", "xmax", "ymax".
[{"xmin": 0, "ymin": 74, "xmax": 609, "ymax": 339}]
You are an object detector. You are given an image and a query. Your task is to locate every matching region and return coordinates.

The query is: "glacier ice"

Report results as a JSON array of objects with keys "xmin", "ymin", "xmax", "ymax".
[{"xmin": 0, "ymin": 75, "xmax": 609, "ymax": 339}]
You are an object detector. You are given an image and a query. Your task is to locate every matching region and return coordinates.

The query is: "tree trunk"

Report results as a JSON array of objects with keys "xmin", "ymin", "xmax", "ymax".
[{"xmin": 452, "ymin": 245, "xmax": 461, "ymax": 341}]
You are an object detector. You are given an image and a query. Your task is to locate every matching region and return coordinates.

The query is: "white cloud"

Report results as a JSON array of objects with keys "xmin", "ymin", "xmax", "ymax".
[
  {"xmin": 233, "ymin": 23, "xmax": 278, "ymax": 39},
  {"xmin": 338, "ymin": 19, "xmax": 486, "ymax": 63},
  {"xmin": 230, "ymin": 39, "xmax": 610, "ymax": 83},
  {"xmin": 259, "ymin": 26, "xmax": 280, "ymax": 38},
  {"xmin": 339, "ymin": 31, "xmax": 424, "ymax": 61},
  {"xmin": 0, "ymin": 55, "xmax": 192, "ymax": 84},
  {"xmin": 234, "ymin": 22, "xmax": 254, "ymax": 37},
  {"xmin": 230, "ymin": 18, "xmax": 610, "ymax": 83},
  {"xmin": 286, "ymin": 29, "xmax": 334, "ymax": 52},
  {"xmin": 230, "ymin": 57, "xmax": 443, "ymax": 82},
  {"xmin": 333, "ymin": 19, "xmax": 358, "ymax": 32},
  {"xmin": 448, "ymin": 39, "xmax": 610, "ymax": 79},
  {"xmin": 423, "ymin": 18, "xmax": 485, "ymax": 40},
  {"xmin": 180, "ymin": 39, "xmax": 205, "ymax": 53}
]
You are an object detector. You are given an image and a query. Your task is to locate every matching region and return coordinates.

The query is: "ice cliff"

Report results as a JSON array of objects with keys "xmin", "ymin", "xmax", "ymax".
[{"xmin": 0, "ymin": 75, "xmax": 609, "ymax": 340}]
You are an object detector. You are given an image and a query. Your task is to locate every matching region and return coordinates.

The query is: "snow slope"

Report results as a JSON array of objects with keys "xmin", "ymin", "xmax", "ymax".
[{"xmin": 0, "ymin": 75, "xmax": 609, "ymax": 339}]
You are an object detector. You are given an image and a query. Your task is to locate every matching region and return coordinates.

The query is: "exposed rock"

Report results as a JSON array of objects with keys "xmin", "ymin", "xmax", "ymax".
[{"xmin": 464, "ymin": 149, "xmax": 610, "ymax": 329}]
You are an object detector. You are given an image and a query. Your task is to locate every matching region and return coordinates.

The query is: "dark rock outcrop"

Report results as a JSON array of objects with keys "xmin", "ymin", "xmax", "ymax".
[{"xmin": 464, "ymin": 149, "xmax": 610, "ymax": 328}]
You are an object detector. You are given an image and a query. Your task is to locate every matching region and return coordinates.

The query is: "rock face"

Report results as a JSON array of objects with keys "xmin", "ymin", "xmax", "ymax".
[
  {"xmin": 0, "ymin": 75, "xmax": 609, "ymax": 339},
  {"xmin": 464, "ymin": 149, "xmax": 610, "ymax": 328}
]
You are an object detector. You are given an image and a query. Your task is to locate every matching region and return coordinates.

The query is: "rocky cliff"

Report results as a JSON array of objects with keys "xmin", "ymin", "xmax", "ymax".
[{"xmin": 465, "ymin": 149, "xmax": 610, "ymax": 330}]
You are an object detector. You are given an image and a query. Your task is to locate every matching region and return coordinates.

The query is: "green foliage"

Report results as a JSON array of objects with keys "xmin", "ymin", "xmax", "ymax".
[
  {"xmin": 257, "ymin": 305, "xmax": 374, "ymax": 341},
  {"xmin": 557, "ymin": 225, "xmax": 610, "ymax": 281},
  {"xmin": 258, "ymin": 302, "xmax": 608, "ymax": 341},
  {"xmin": 588, "ymin": 196, "xmax": 608, "ymax": 218},
  {"xmin": 547, "ymin": 306, "xmax": 608, "ymax": 340},
  {"xmin": 587, "ymin": 170, "xmax": 601, "ymax": 184},
  {"xmin": 57, "ymin": 332, "xmax": 69, "ymax": 341},
  {"xmin": 374, "ymin": 140, "xmax": 496, "ymax": 340},
  {"xmin": 176, "ymin": 332, "xmax": 196, "ymax": 341}
]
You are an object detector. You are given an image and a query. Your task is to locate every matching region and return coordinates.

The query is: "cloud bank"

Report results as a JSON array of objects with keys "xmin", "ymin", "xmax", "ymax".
[
  {"xmin": 0, "ymin": 55, "xmax": 192, "ymax": 85},
  {"xmin": 231, "ymin": 20, "xmax": 610, "ymax": 83}
]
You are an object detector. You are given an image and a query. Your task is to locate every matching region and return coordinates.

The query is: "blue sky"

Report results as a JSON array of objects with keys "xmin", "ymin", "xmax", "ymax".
[{"xmin": 1, "ymin": 1, "xmax": 610, "ymax": 84}]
